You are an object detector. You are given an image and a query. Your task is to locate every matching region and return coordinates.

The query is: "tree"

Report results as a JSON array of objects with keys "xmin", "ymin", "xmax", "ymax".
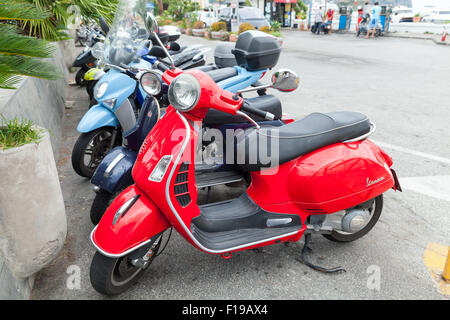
[
  {"xmin": 0, "ymin": 0, "xmax": 60, "ymax": 89},
  {"xmin": 19, "ymin": 0, "xmax": 118, "ymax": 41}
]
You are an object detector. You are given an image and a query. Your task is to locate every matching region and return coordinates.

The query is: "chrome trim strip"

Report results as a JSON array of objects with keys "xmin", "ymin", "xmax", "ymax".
[
  {"xmin": 90, "ymin": 225, "xmax": 153, "ymax": 258},
  {"xmin": 343, "ymin": 121, "xmax": 377, "ymax": 143},
  {"xmin": 164, "ymin": 111, "xmax": 301, "ymax": 254},
  {"xmin": 114, "ymin": 99, "xmax": 137, "ymax": 132},
  {"xmin": 104, "ymin": 153, "xmax": 126, "ymax": 177}
]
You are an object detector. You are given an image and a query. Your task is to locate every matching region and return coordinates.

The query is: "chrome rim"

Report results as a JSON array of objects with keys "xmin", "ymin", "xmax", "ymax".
[
  {"xmin": 83, "ymin": 130, "xmax": 113, "ymax": 171},
  {"xmin": 110, "ymin": 235, "xmax": 162, "ymax": 287}
]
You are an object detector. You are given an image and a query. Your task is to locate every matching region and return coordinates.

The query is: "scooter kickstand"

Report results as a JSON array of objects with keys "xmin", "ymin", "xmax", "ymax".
[{"xmin": 298, "ymin": 234, "xmax": 346, "ymax": 274}]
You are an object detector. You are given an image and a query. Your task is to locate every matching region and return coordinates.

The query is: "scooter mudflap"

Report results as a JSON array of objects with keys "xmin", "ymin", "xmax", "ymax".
[{"xmin": 297, "ymin": 234, "xmax": 346, "ymax": 274}]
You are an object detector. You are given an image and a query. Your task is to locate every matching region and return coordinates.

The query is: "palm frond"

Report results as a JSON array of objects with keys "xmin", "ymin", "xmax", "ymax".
[
  {"xmin": 0, "ymin": 74, "xmax": 23, "ymax": 89},
  {"xmin": 0, "ymin": 54, "xmax": 61, "ymax": 81},
  {"xmin": 0, "ymin": 25, "xmax": 55, "ymax": 57},
  {"xmin": 0, "ymin": 0, "xmax": 50, "ymax": 21}
]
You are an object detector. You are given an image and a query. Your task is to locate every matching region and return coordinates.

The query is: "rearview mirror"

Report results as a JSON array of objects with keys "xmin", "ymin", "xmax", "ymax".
[
  {"xmin": 98, "ymin": 16, "xmax": 110, "ymax": 35},
  {"xmin": 271, "ymin": 69, "xmax": 299, "ymax": 92},
  {"xmin": 145, "ymin": 13, "xmax": 159, "ymax": 33}
]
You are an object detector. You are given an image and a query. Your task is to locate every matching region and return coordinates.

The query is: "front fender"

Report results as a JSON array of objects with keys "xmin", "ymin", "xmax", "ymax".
[
  {"xmin": 77, "ymin": 104, "xmax": 119, "ymax": 133},
  {"xmin": 91, "ymin": 185, "xmax": 170, "ymax": 257},
  {"xmin": 91, "ymin": 147, "xmax": 137, "ymax": 193}
]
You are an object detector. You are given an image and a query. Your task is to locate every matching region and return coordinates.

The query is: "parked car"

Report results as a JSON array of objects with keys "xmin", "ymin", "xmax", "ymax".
[
  {"xmin": 391, "ymin": 7, "xmax": 414, "ymax": 23},
  {"xmin": 195, "ymin": 9, "xmax": 217, "ymax": 27},
  {"xmin": 218, "ymin": 6, "xmax": 270, "ymax": 31}
]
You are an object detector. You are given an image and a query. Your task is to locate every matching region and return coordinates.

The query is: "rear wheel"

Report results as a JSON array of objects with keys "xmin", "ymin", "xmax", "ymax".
[
  {"xmin": 90, "ymin": 234, "xmax": 163, "ymax": 296},
  {"xmin": 71, "ymin": 127, "xmax": 121, "ymax": 178},
  {"xmin": 323, "ymin": 195, "xmax": 383, "ymax": 243}
]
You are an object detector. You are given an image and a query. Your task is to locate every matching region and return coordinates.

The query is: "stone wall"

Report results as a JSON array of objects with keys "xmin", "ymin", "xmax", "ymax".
[{"xmin": 0, "ymin": 40, "xmax": 75, "ymax": 300}]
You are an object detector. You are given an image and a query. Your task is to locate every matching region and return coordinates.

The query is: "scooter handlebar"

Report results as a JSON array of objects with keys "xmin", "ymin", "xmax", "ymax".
[
  {"xmin": 240, "ymin": 103, "xmax": 275, "ymax": 121},
  {"xmin": 154, "ymin": 61, "xmax": 169, "ymax": 72}
]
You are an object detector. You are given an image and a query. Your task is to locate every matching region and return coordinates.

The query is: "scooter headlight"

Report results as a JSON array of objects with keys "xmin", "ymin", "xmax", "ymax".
[
  {"xmin": 140, "ymin": 71, "xmax": 162, "ymax": 96},
  {"xmin": 95, "ymin": 82, "xmax": 108, "ymax": 99},
  {"xmin": 168, "ymin": 74, "xmax": 201, "ymax": 112}
]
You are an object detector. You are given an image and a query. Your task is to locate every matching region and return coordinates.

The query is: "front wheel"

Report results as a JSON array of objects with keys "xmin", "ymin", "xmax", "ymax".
[
  {"xmin": 91, "ymin": 188, "xmax": 128, "ymax": 225},
  {"xmin": 71, "ymin": 127, "xmax": 121, "ymax": 178},
  {"xmin": 90, "ymin": 234, "xmax": 163, "ymax": 296},
  {"xmin": 323, "ymin": 195, "xmax": 383, "ymax": 242},
  {"xmin": 75, "ymin": 69, "xmax": 86, "ymax": 86}
]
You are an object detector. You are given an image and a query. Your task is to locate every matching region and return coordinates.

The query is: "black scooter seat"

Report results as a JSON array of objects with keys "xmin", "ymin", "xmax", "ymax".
[
  {"xmin": 205, "ymin": 67, "xmax": 238, "ymax": 83},
  {"xmin": 234, "ymin": 111, "xmax": 371, "ymax": 171},
  {"xmin": 161, "ymin": 49, "xmax": 200, "ymax": 67},
  {"xmin": 204, "ymin": 95, "xmax": 282, "ymax": 126}
]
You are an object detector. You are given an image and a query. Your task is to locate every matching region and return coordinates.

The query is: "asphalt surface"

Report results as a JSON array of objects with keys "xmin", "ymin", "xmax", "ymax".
[{"xmin": 31, "ymin": 31, "xmax": 450, "ymax": 300}]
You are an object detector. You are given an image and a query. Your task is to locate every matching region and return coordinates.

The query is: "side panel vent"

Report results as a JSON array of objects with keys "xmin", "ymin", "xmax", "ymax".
[{"xmin": 174, "ymin": 162, "xmax": 191, "ymax": 207}]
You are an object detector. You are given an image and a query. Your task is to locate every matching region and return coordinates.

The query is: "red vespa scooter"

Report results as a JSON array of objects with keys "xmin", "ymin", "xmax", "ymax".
[{"xmin": 89, "ymin": 65, "xmax": 401, "ymax": 295}]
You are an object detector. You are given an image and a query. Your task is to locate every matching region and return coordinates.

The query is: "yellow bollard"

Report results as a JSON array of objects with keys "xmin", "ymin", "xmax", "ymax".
[{"xmin": 443, "ymin": 247, "xmax": 450, "ymax": 282}]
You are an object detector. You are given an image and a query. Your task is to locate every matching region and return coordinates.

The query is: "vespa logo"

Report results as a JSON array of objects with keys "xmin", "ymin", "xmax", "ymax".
[{"xmin": 367, "ymin": 176, "xmax": 385, "ymax": 187}]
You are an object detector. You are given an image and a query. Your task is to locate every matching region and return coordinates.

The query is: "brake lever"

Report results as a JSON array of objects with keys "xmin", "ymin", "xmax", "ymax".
[{"xmin": 236, "ymin": 111, "xmax": 260, "ymax": 130}]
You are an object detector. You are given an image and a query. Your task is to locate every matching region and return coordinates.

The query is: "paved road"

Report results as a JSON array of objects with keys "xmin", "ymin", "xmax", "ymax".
[{"xmin": 32, "ymin": 31, "xmax": 449, "ymax": 300}]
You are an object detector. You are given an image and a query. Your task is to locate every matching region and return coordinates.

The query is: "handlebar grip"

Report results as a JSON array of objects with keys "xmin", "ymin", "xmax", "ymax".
[
  {"xmin": 155, "ymin": 61, "xmax": 169, "ymax": 72},
  {"xmin": 241, "ymin": 103, "xmax": 275, "ymax": 121}
]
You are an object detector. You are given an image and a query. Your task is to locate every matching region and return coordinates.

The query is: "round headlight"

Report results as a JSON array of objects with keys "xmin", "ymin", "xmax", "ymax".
[
  {"xmin": 168, "ymin": 74, "xmax": 201, "ymax": 112},
  {"xmin": 95, "ymin": 82, "xmax": 108, "ymax": 99},
  {"xmin": 140, "ymin": 71, "xmax": 162, "ymax": 96}
]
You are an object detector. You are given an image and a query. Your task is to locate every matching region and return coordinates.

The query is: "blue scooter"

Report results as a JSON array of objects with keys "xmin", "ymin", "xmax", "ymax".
[
  {"xmin": 71, "ymin": 32, "xmax": 208, "ymax": 178},
  {"xmin": 89, "ymin": 30, "xmax": 286, "ymax": 224}
]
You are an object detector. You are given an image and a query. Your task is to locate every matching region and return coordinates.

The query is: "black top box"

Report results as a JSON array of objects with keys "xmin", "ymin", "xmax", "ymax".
[
  {"xmin": 232, "ymin": 30, "xmax": 281, "ymax": 71},
  {"xmin": 214, "ymin": 43, "xmax": 238, "ymax": 68}
]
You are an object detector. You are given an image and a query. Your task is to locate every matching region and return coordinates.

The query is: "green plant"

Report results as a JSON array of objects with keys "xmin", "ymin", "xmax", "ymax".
[
  {"xmin": 165, "ymin": 0, "xmax": 198, "ymax": 21},
  {"xmin": 270, "ymin": 20, "xmax": 281, "ymax": 32},
  {"xmin": 270, "ymin": 31, "xmax": 282, "ymax": 38},
  {"xmin": 179, "ymin": 18, "xmax": 188, "ymax": 29},
  {"xmin": 294, "ymin": 0, "xmax": 308, "ymax": 16},
  {"xmin": 211, "ymin": 21, "xmax": 227, "ymax": 32},
  {"xmin": 16, "ymin": 0, "xmax": 118, "ymax": 41},
  {"xmin": 0, "ymin": 117, "xmax": 42, "ymax": 149},
  {"xmin": 238, "ymin": 22, "xmax": 255, "ymax": 34},
  {"xmin": 0, "ymin": 0, "xmax": 61, "ymax": 89}
]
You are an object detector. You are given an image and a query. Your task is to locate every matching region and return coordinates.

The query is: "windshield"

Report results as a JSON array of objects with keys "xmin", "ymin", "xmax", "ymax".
[
  {"xmin": 103, "ymin": 0, "xmax": 150, "ymax": 66},
  {"xmin": 239, "ymin": 7, "xmax": 265, "ymax": 20}
]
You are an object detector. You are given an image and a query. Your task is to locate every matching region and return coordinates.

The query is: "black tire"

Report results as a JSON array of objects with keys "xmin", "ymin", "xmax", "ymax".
[
  {"xmin": 86, "ymin": 80, "xmax": 98, "ymax": 101},
  {"xmin": 75, "ymin": 69, "xmax": 86, "ymax": 86},
  {"xmin": 356, "ymin": 29, "xmax": 361, "ymax": 37},
  {"xmin": 90, "ymin": 234, "xmax": 162, "ymax": 296},
  {"xmin": 91, "ymin": 188, "xmax": 127, "ymax": 225},
  {"xmin": 71, "ymin": 127, "xmax": 121, "ymax": 178},
  {"xmin": 323, "ymin": 195, "xmax": 383, "ymax": 243},
  {"xmin": 78, "ymin": 38, "xmax": 87, "ymax": 47}
]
